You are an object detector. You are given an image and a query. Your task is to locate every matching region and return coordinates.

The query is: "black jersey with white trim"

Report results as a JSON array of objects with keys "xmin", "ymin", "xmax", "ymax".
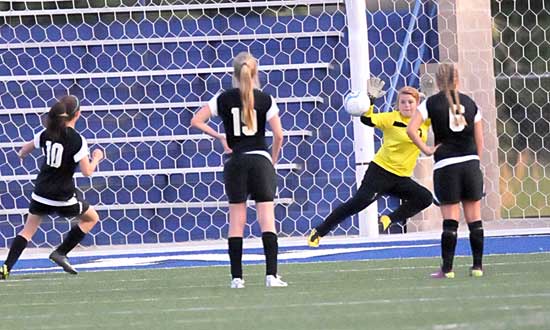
[
  {"xmin": 33, "ymin": 127, "xmax": 89, "ymax": 202},
  {"xmin": 418, "ymin": 91, "xmax": 481, "ymax": 163},
  {"xmin": 208, "ymin": 88, "xmax": 279, "ymax": 153}
]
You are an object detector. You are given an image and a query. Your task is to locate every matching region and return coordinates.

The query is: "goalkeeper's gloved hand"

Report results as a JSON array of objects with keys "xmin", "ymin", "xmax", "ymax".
[{"xmin": 366, "ymin": 77, "xmax": 386, "ymax": 104}]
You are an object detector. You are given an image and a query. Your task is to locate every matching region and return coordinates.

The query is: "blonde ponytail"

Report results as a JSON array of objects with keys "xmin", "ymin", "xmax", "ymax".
[
  {"xmin": 436, "ymin": 63, "xmax": 467, "ymax": 127},
  {"xmin": 233, "ymin": 52, "xmax": 258, "ymax": 131},
  {"xmin": 239, "ymin": 64, "xmax": 255, "ymax": 130}
]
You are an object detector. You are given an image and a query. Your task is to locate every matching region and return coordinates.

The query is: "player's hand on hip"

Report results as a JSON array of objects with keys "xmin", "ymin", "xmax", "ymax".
[
  {"xmin": 423, "ymin": 144, "xmax": 440, "ymax": 156},
  {"xmin": 220, "ymin": 137, "xmax": 233, "ymax": 154},
  {"xmin": 92, "ymin": 148, "xmax": 104, "ymax": 161}
]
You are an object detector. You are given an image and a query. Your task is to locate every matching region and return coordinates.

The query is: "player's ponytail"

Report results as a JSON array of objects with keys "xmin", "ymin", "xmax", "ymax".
[
  {"xmin": 45, "ymin": 95, "xmax": 81, "ymax": 139},
  {"xmin": 233, "ymin": 52, "xmax": 259, "ymax": 131},
  {"xmin": 436, "ymin": 63, "xmax": 467, "ymax": 127}
]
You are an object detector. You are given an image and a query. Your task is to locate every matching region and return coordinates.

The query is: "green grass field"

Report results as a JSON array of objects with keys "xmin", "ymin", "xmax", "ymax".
[{"xmin": 1, "ymin": 253, "xmax": 549, "ymax": 330}]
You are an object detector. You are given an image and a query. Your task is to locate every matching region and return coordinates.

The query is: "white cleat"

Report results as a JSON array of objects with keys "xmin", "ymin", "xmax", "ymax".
[
  {"xmin": 266, "ymin": 275, "xmax": 288, "ymax": 287},
  {"xmin": 230, "ymin": 278, "xmax": 245, "ymax": 289}
]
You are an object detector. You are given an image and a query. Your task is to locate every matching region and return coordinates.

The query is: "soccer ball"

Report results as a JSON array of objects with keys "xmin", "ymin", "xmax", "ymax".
[{"xmin": 344, "ymin": 91, "xmax": 370, "ymax": 116}]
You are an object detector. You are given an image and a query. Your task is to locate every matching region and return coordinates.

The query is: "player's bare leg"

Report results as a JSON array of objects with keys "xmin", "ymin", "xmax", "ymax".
[{"xmin": 257, "ymin": 202, "xmax": 287, "ymax": 287}]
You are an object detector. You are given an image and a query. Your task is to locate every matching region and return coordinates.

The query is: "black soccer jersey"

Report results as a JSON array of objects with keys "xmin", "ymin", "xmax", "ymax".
[
  {"xmin": 32, "ymin": 127, "xmax": 89, "ymax": 204},
  {"xmin": 418, "ymin": 91, "xmax": 481, "ymax": 165},
  {"xmin": 208, "ymin": 88, "xmax": 279, "ymax": 154}
]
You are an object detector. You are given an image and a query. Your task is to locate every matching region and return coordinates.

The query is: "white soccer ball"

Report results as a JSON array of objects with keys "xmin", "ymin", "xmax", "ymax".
[{"xmin": 344, "ymin": 91, "xmax": 370, "ymax": 116}]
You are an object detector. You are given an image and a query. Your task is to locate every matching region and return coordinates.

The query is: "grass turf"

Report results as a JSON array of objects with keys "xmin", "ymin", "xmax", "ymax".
[{"xmin": 1, "ymin": 253, "xmax": 549, "ymax": 330}]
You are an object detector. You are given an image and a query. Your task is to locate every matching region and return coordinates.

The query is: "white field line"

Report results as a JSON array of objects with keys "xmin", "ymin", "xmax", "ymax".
[
  {"xmin": 10, "ymin": 232, "xmax": 550, "ymax": 261},
  {"xmin": 39, "ymin": 325, "xmax": 97, "ymax": 330},
  {"xmin": 1, "ymin": 268, "xmax": 545, "ymax": 300},
  {"xmin": 0, "ymin": 299, "xmax": 546, "ymax": 322},
  {"xmin": 8, "ymin": 252, "xmax": 550, "ymax": 278},
  {"xmin": 9, "ymin": 230, "xmax": 550, "ymax": 260},
  {"xmin": 0, "ymin": 295, "xmax": 223, "ymax": 308},
  {"xmin": 68, "ymin": 293, "xmax": 550, "ymax": 315}
]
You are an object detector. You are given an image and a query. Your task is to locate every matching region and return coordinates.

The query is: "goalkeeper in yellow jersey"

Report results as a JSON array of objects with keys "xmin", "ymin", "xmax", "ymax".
[{"xmin": 308, "ymin": 79, "xmax": 432, "ymax": 247}]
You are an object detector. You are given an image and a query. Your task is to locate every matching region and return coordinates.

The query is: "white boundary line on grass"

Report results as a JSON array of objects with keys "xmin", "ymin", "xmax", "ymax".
[{"xmin": 6, "ymin": 228, "xmax": 550, "ymax": 261}]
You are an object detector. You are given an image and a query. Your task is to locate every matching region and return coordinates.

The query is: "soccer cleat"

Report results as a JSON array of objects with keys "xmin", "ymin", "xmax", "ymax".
[
  {"xmin": 430, "ymin": 269, "xmax": 455, "ymax": 279},
  {"xmin": 380, "ymin": 215, "xmax": 391, "ymax": 231},
  {"xmin": 307, "ymin": 229, "xmax": 320, "ymax": 248},
  {"xmin": 470, "ymin": 267, "xmax": 484, "ymax": 277},
  {"xmin": 230, "ymin": 278, "xmax": 245, "ymax": 289},
  {"xmin": 0, "ymin": 264, "xmax": 9, "ymax": 280},
  {"xmin": 49, "ymin": 251, "xmax": 78, "ymax": 275},
  {"xmin": 265, "ymin": 275, "xmax": 288, "ymax": 287}
]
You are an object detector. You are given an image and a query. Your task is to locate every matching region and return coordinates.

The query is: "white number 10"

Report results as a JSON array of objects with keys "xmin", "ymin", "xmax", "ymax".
[
  {"xmin": 231, "ymin": 107, "xmax": 258, "ymax": 136},
  {"xmin": 45, "ymin": 140, "xmax": 64, "ymax": 168}
]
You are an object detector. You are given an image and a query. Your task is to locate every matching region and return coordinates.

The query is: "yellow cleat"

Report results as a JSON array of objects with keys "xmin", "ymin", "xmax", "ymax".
[
  {"xmin": 380, "ymin": 215, "xmax": 391, "ymax": 231},
  {"xmin": 445, "ymin": 271, "xmax": 456, "ymax": 279},
  {"xmin": 470, "ymin": 268, "xmax": 484, "ymax": 277},
  {"xmin": 0, "ymin": 264, "xmax": 9, "ymax": 280},
  {"xmin": 430, "ymin": 269, "xmax": 455, "ymax": 279},
  {"xmin": 307, "ymin": 229, "xmax": 320, "ymax": 248}
]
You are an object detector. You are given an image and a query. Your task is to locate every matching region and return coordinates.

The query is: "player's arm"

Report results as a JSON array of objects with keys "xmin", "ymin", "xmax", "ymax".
[
  {"xmin": 407, "ymin": 111, "xmax": 437, "ymax": 156},
  {"xmin": 268, "ymin": 114, "xmax": 283, "ymax": 165},
  {"xmin": 79, "ymin": 149, "xmax": 103, "ymax": 177},
  {"xmin": 76, "ymin": 137, "xmax": 103, "ymax": 176},
  {"xmin": 266, "ymin": 96, "xmax": 283, "ymax": 165},
  {"xmin": 473, "ymin": 113, "xmax": 484, "ymax": 160},
  {"xmin": 359, "ymin": 104, "xmax": 376, "ymax": 127},
  {"xmin": 19, "ymin": 129, "xmax": 44, "ymax": 159},
  {"xmin": 18, "ymin": 141, "xmax": 35, "ymax": 159},
  {"xmin": 191, "ymin": 104, "xmax": 232, "ymax": 154}
]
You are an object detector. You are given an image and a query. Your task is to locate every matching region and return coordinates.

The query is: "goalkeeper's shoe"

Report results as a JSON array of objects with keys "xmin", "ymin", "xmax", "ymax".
[
  {"xmin": 49, "ymin": 251, "xmax": 78, "ymax": 275},
  {"xmin": 0, "ymin": 264, "xmax": 9, "ymax": 280},
  {"xmin": 230, "ymin": 278, "xmax": 245, "ymax": 289},
  {"xmin": 469, "ymin": 267, "xmax": 484, "ymax": 277},
  {"xmin": 380, "ymin": 215, "xmax": 391, "ymax": 231},
  {"xmin": 307, "ymin": 229, "xmax": 320, "ymax": 248},
  {"xmin": 430, "ymin": 269, "xmax": 455, "ymax": 279},
  {"xmin": 266, "ymin": 275, "xmax": 288, "ymax": 287}
]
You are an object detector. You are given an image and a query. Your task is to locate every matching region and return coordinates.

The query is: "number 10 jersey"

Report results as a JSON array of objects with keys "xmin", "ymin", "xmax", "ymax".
[{"xmin": 32, "ymin": 127, "xmax": 89, "ymax": 203}]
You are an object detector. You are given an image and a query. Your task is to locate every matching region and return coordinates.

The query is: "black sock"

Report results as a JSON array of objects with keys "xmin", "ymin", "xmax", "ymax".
[
  {"xmin": 468, "ymin": 220, "xmax": 484, "ymax": 269},
  {"xmin": 55, "ymin": 225, "xmax": 86, "ymax": 255},
  {"xmin": 441, "ymin": 219, "xmax": 459, "ymax": 273},
  {"xmin": 262, "ymin": 232, "xmax": 278, "ymax": 276},
  {"xmin": 228, "ymin": 237, "xmax": 243, "ymax": 279},
  {"xmin": 4, "ymin": 235, "xmax": 28, "ymax": 272}
]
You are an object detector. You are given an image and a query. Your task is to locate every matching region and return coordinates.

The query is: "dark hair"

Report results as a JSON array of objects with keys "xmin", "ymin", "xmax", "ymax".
[{"xmin": 45, "ymin": 95, "xmax": 80, "ymax": 139}]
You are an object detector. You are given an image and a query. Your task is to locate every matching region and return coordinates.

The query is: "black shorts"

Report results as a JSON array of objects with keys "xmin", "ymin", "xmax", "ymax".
[
  {"xmin": 433, "ymin": 160, "xmax": 484, "ymax": 205},
  {"xmin": 223, "ymin": 153, "xmax": 277, "ymax": 203},
  {"xmin": 29, "ymin": 196, "xmax": 90, "ymax": 218}
]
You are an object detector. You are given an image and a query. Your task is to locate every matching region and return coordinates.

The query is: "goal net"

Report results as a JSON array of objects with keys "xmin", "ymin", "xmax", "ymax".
[
  {"xmin": 0, "ymin": 0, "xmax": 358, "ymax": 247},
  {"xmin": 0, "ymin": 0, "xmax": 548, "ymax": 248}
]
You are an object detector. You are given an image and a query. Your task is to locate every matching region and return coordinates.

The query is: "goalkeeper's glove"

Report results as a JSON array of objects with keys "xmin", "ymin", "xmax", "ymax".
[{"xmin": 367, "ymin": 77, "xmax": 386, "ymax": 103}]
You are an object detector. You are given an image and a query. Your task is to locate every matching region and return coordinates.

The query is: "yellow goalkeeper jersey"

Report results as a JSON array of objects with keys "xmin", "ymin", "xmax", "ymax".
[{"xmin": 362, "ymin": 106, "xmax": 430, "ymax": 177}]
